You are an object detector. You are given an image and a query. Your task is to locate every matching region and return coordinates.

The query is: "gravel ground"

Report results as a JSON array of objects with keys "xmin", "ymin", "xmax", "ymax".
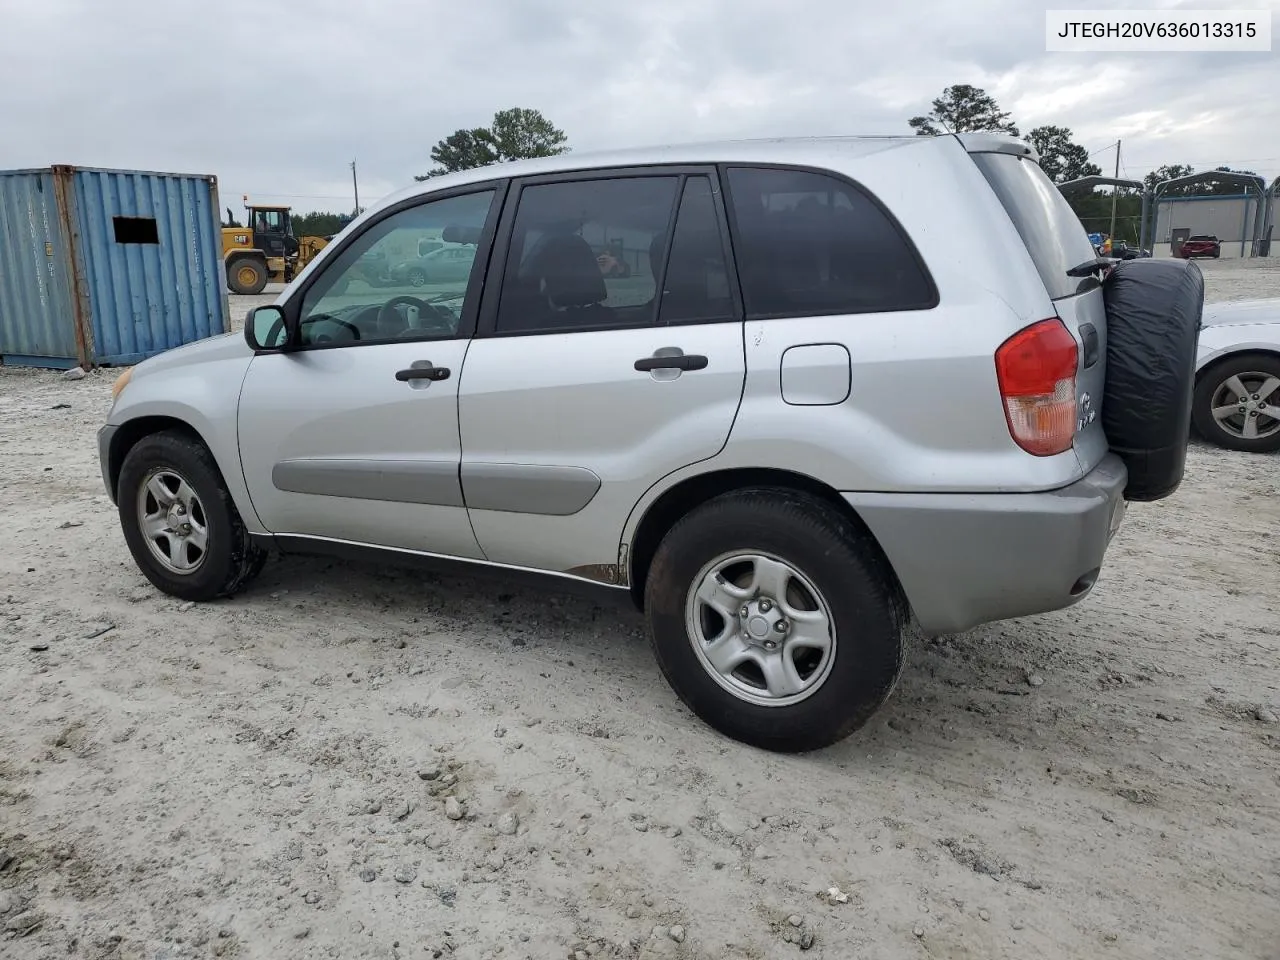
[{"xmin": 1, "ymin": 260, "xmax": 1278, "ymax": 960}]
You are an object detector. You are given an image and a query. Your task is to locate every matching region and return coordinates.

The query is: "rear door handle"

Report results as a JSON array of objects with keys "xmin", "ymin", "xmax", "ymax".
[
  {"xmin": 634, "ymin": 354, "xmax": 708, "ymax": 372},
  {"xmin": 395, "ymin": 363, "xmax": 450, "ymax": 382}
]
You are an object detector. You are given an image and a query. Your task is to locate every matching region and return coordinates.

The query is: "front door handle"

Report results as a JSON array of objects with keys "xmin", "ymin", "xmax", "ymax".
[
  {"xmin": 634, "ymin": 353, "xmax": 709, "ymax": 372},
  {"xmin": 395, "ymin": 362, "xmax": 450, "ymax": 382}
]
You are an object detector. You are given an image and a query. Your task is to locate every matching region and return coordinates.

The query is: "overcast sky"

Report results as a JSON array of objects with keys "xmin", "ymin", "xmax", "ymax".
[{"xmin": 1, "ymin": 0, "xmax": 1276, "ymax": 216}]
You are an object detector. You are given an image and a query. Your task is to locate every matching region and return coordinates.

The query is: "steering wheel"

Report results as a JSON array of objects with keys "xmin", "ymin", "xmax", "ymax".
[
  {"xmin": 377, "ymin": 296, "xmax": 456, "ymax": 336},
  {"xmin": 299, "ymin": 313, "xmax": 362, "ymax": 344}
]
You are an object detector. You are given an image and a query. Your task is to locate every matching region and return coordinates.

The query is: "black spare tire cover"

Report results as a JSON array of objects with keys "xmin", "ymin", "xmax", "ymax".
[{"xmin": 1101, "ymin": 257, "xmax": 1203, "ymax": 502}]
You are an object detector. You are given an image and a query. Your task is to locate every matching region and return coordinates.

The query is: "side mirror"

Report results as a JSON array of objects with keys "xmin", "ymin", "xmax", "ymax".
[{"xmin": 244, "ymin": 305, "xmax": 293, "ymax": 351}]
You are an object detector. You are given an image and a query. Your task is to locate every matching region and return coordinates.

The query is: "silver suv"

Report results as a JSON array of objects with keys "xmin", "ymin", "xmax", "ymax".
[{"xmin": 98, "ymin": 134, "xmax": 1201, "ymax": 752}]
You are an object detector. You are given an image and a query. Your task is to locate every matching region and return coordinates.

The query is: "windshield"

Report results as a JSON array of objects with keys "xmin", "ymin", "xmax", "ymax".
[{"xmin": 971, "ymin": 152, "xmax": 1097, "ymax": 300}]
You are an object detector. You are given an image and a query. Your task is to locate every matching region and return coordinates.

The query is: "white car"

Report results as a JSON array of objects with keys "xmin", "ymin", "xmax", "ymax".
[{"xmin": 1193, "ymin": 298, "xmax": 1280, "ymax": 452}]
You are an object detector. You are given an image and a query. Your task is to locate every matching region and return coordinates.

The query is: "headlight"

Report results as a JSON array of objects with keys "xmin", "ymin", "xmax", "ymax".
[{"xmin": 111, "ymin": 368, "xmax": 134, "ymax": 401}]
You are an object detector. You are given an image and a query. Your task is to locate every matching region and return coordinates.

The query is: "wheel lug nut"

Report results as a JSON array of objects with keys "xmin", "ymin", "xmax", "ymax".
[
  {"xmin": 758, "ymin": 599, "xmax": 772, "ymax": 613},
  {"xmin": 764, "ymin": 640, "xmax": 777, "ymax": 650},
  {"xmin": 740, "ymin": 605, "xmax": 750, "ymax": 618},
  {"xmin": 775, "ymin": 620, "xmax": 789, "ymax": 633}
]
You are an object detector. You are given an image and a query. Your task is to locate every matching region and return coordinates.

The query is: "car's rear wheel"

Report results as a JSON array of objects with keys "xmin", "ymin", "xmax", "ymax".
[
  {"xmin": 117, "ymin": 430, "xmax": 267, "ymax": 601},
  {"xmin": 1192, "ymin": 353, "xmax": 1280, "ymax": 453},
  {"xmin": 644, "ymin": 488, "xmax": 905, "ymax": 753},
  {"xmin": 408, "ymin": 269, "xmax": 427, "ymax": 287}
]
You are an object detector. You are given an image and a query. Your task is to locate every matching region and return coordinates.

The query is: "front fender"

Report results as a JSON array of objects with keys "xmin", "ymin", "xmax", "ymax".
[{"xmin": 105, "ymin": 354, "xmax": 263, "ymax": 534}]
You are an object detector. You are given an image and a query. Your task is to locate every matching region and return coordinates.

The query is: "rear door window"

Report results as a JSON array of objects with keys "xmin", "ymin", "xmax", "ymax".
[
  {"xmin": 724, "ymin": 166, "xmax": 936, "ymax": 319},
  {"xmin": 657, "ymin": 176, "xmax": 735, "ymax": 324},
  {"xmin": 970, "ymin": 152, "xmax": 1098, "ymax": 300},
  {"xmin": 494, "ymin": 176, "xmax": 681, "ymax": 333}
]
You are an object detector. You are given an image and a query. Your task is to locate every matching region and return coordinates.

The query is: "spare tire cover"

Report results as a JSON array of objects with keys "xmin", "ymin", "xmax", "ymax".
[{"xmin": 1101, "ymin": 257, "xmax": 1204, "ymax": 502}]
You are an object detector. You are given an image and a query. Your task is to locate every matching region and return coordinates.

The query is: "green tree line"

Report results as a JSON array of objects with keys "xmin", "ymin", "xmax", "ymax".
[
  {"xmin": 416, "ymin": 107, "xmax": 568, "ymax": 180},
  {"xmin": 292, "ymin": 211, "xmax": 354, "ymax": 238},
  {"xmin": 237, "ymin": 109, "xmax": 569, "ymax": 233},
  {"xmin": 279, "ymin": 95, "xmax": 1260, "ymax": 249}
]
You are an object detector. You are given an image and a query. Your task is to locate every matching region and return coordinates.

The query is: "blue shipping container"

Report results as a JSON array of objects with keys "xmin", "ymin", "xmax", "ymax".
[
  {"xmin": 0, "ymin": 165, "xmax": 229, "ymax": 368},
  {"xmin": 0, "ymin": 169, "xmax": 81, "ymax": 366}
]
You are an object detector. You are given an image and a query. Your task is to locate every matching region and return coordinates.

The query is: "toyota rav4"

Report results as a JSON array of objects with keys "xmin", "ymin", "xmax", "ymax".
[{"xmin": 98, "ymin": 134, "xmax": 1203, "ymax": 752}]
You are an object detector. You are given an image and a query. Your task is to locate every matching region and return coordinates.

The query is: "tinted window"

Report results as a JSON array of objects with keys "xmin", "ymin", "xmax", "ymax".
[
  {"xmin": 971, "ymin": 152, "xmax": 1098, "ymax": 300},
  {"xmin": 657, "ymin": 177, "xmax": 735, "ymax": 324},
  {"xmin": 725, "ymin": 167, "xmax": 935, "ymax": 318},
  {"xmin": 495, "ymin": 177, "xmax": 680, "ymax": 333},
  {"xmin": 297, "ymin": 190, "xmax": 494, "ymax": 346},
  {"xmin": 255, "ymin": 210, "xmax": 285, "ymax": 233}
]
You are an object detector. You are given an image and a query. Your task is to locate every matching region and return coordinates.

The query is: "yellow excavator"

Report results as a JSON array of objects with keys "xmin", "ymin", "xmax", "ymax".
[{"xmin": 221, "ymin": 198, "xmax": 335, "ymax": 295}]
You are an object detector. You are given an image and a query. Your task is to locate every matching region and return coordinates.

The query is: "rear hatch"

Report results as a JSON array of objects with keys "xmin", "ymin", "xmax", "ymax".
[{"xmin": 968, "ymin": 149, "xmax": 1110, "ymax": 474}]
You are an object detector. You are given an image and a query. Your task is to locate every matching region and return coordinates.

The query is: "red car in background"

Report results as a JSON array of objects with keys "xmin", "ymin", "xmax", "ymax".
[{"xmin": 1176, "ymin": 235, "xmax": 1222, "ymax": 259}]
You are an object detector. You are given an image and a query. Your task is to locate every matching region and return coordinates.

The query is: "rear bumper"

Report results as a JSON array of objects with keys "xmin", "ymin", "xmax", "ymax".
[{"xmin": 843, "ymin": 454, "xmax": 1128, "ymax": 635}]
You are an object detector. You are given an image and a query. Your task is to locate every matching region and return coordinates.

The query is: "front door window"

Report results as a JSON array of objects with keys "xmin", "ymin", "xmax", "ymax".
[{"xmin": 296, "ymin": 190, "xmax": 496, "ymax": 347}]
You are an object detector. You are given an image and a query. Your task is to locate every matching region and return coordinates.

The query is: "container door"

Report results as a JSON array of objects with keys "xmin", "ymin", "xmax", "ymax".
[
  {"xmin": 73, "ymin": 168, "xmax": 228, "ymax": 365},
  {"xmin": 0, "ymin": 170, "xmax": 81, "ymax": 367}
]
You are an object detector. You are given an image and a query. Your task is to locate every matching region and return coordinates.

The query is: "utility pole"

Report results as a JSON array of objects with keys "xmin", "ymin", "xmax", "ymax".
[
  {"xmin": 351, "ymin": 160, "xmax": 360, "ymax": 217},
  {"xmin": 1108, "ymin": 140, "xmax": 1121, "ymax": 242}
]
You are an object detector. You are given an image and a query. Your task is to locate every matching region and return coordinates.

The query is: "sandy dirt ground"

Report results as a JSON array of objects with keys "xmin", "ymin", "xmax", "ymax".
[{"xmin": 1, "ymin": 260, "xmax": 1278, "ymax": 960}]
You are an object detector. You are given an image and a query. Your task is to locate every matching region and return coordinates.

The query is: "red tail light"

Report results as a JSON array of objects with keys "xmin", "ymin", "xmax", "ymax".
[{"xmin": 995, "ymin": 318, "xmax": 1078, "ymax": 456}]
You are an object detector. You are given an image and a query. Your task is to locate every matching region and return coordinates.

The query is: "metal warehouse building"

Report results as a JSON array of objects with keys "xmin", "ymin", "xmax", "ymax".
[
  {"xmin": 0, "ymin": 165, "xmax": 229, "ymax": 369},
  {"xmin": 1153, "ymin": 193, "xmax": 1278, "ymax": 258}
]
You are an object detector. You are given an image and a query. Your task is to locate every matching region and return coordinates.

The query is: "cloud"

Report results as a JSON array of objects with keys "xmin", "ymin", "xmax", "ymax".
[{"xmin": 0, "ymin": 0, "xmax": 1276, "ymax": 216}]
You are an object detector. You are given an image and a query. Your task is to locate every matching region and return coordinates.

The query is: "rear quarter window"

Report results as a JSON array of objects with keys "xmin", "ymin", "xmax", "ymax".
[
  {"xmin": 970, "ymin": 152, "xmax": 1098, "ymax": 301},
  {"xmin": 724, "ymin": 166, "xmax": 937, "ymax": 319}
]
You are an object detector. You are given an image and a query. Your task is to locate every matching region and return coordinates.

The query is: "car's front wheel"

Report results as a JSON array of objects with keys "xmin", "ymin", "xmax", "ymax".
[
  {"xmin": 117, "ymin": 430, "xmax": 268, "ymax": 600},
  {"xmin": 1192, "ymin": 353, "xmax": 1280, "ymax": 453},
  {"xmin": 644, "ymin": 488, "xmax": 905, "ymax": 753}
]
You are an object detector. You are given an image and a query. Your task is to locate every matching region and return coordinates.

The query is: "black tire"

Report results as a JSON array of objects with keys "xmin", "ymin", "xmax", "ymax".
[
  {"xmin": 1101, "ymin": 257, "xmax": 1204, "ymax": 501},
  {"xmin": 227, "ymin": 257, "xmax": 269, "ymax": 295},
  {"xmin": 1192, "ymin": 352, "xmax": 1280, "ymax": 453},
  {"xmin": 117, "ymin": 430, "xmax": 267, "ymax": 601},
  {"xmin": 643, "ymin": 488, "xmax": 905, "ymax": 753}
]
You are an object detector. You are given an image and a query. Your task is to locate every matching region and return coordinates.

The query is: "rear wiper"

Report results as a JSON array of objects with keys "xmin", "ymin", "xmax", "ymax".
[{"xmin": 1066, "ymin": 256, "xmax": 1115, "ymax": 278}]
